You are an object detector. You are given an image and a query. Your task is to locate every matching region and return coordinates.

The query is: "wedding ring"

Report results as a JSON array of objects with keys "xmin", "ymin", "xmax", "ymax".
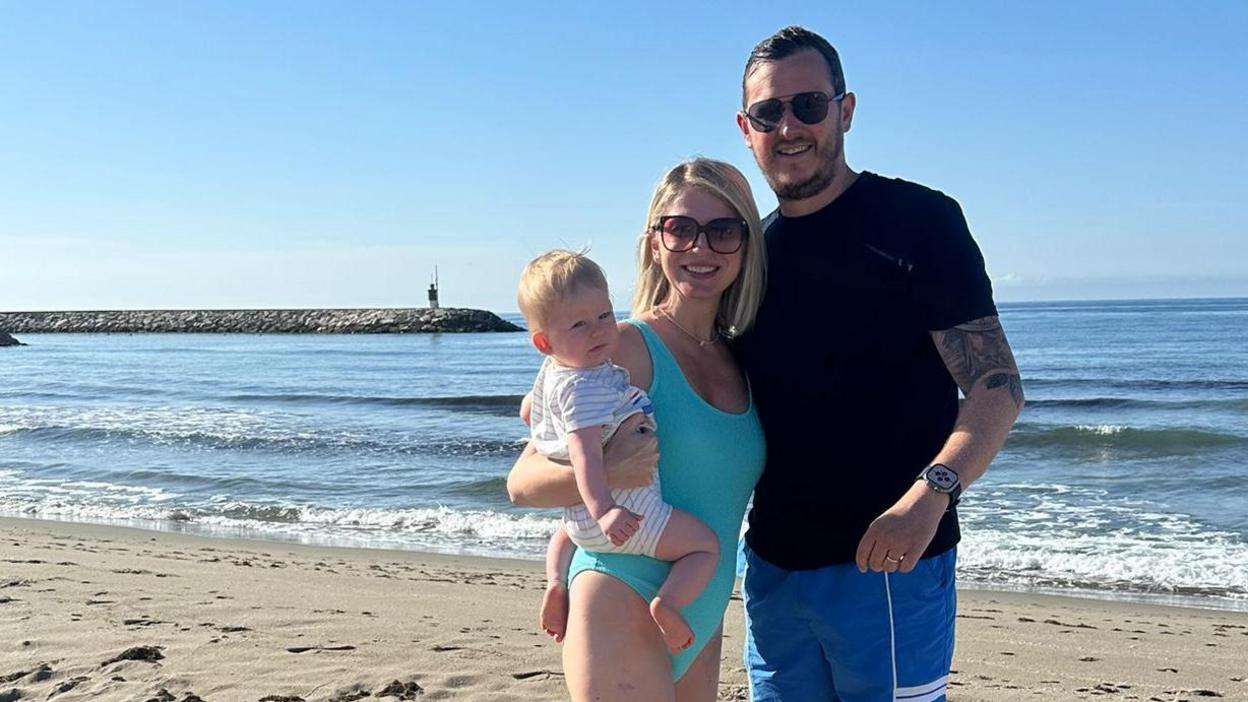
[{"xmin": 884, "ymin": 555, "xmax": 901, "ymax": 564}]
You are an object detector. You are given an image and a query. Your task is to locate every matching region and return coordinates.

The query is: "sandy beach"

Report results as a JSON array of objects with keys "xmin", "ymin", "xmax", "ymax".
[{"xmin": 2, "ymin": 516, "xmax": 1246, "ymax": 701}]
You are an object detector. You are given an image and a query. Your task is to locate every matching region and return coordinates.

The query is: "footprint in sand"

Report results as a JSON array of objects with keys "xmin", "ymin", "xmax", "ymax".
[
  {"xmin": 377, "ymin": 680, "xmax": 425, "ymax": 699},
  {"xmin": 513, "ymin": 670, "xmax": 563, "ymax": 681},
  {"xmin": 1043, "ymin": 618, "xmax": 1096, "ymax": 629},
  {"xmin": 0, "ymin": 664, "xmax": 52, "ymax": 684},
  {"xmin": 149, "ymin": 690, "xmax": 206, "ymax": 702},
  {"xmin": 45, "ymin": 675, "xmax": 89, "ymax": 699},
  {"xmin": 122, "ymin": 617, "xmax": 165, "ymax": 628},
  {"xmin": 285, "ymin": 645, "xmax": 357, "ymax": 653},
  {"xmin": 326, "ymin": 686, "xmax": 371, "ymax": 701},
  {"xmin": 100, "ymin": 645, "xmax": 165, "ymax": 666}
]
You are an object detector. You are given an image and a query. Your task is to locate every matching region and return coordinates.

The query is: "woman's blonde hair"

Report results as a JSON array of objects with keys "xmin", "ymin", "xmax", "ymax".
[{"xmin": 631, "ymin": 158, "xmax": 766, "ymax": 337}]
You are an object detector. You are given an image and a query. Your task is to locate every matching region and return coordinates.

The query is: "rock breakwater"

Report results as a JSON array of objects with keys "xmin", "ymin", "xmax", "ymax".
[{"xmin": 0, "ymin": 308, "xmax": 522, "ymax": 334}]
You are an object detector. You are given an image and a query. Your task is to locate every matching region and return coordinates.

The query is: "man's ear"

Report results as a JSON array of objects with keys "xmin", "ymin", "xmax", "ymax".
[
  {"xmin": 531, "ymin": 331, "xmax": 553, "ymax": 355},
  {"xmin": 736, "ymin": 111, "xmax": 753, "ymax": 148},
  {"xmin": 840, "ymin": 92, "xmax": 857, "ymax": 133}
]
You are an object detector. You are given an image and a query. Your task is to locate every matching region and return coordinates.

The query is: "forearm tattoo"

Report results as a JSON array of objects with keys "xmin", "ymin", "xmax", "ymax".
[{"xmin": 932, "ymin": 315, "xmax": 1024, "ymax": 408}]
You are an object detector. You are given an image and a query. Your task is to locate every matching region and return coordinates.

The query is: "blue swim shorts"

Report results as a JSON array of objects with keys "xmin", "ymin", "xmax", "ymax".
[{"xmin": 742, "ymin": 544, "xmax": 957, "ymax": 702}]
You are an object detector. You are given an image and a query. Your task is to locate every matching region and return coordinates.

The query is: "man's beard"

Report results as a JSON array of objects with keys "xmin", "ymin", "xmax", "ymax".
[{"xmin": 764, "ymin": 135, "xmax": 842, "ymax": 202}]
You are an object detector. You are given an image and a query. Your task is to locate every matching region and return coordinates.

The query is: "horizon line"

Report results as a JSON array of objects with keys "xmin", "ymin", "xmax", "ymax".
[{"xmin": 3, "ymin": 294, "xmax": 1247, "ymax": 316}]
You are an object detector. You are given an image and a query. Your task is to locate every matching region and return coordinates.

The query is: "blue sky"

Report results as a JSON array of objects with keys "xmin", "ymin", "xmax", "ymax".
[{"xmin": 1, "ymin": 1, "xmax": 1245, "ymax": 311}]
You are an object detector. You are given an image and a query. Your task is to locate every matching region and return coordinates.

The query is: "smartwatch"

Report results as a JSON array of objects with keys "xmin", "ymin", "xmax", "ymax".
[{"xmin": 917, "ymin": 463, "xmax": 962, "ymax": 511}]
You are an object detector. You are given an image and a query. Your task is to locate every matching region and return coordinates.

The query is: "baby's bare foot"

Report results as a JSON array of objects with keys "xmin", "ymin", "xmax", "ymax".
[
  {"xmin": 649, "ymin": 596, "xmax": 694, "ymax": 654},
  {"xmin": 540, "ymin": 582, "xmax": 569, "ymax": 643}
]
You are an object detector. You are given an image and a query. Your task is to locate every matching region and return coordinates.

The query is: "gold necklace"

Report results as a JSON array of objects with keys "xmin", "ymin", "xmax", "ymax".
[{"xmin": 656, "ymin": 307, "xmax": 719, "ymax": 347}]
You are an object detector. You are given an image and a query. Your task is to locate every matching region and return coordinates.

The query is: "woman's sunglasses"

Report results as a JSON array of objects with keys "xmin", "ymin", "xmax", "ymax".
[
  {"xmin": 653, "ymin": 216, "xmax": 748, "ymax": 254},
  {"xmin": 744, "ymin": 91, "xmax": 845, "ymax": 133}
]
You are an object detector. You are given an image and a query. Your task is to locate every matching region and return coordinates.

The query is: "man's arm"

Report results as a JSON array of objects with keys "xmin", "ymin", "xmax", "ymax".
[
  {"xmin": 926, "ymin": 314, "xmax": 1025, "ymax": 490},
  {"xmin": 855, "ymin": 314, "xmax": 1024, "ymax": 573},
  {"xmin": 934, "ymin": 314, "xmax": 1025, "ymax": 410}
]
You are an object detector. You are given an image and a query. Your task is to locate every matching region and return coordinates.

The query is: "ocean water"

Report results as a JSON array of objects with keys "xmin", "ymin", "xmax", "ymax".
[{"xmin": 1, "ymin": 299, "xmax": 1246, "ymax": 609}]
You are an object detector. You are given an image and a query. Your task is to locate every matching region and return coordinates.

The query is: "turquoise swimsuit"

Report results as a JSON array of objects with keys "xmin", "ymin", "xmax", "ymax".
[{"xmin": 567, "ymin": 320, "xmax": 765, "ymax": 680}]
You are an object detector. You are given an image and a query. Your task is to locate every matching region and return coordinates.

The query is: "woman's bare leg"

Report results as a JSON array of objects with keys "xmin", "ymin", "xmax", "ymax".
[
  {"xmin": 675, "ymin": 625, "xmax": 723, "ymax": 702},
  {"xmin": 563, "ymin": 571, "xmax": 676, "ymax": 702}
]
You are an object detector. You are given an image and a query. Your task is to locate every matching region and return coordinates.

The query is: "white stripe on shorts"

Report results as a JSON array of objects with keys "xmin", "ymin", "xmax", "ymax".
[
  {"xmin": 884, "ymin": 572, "xmax": 898, "ymax": 700},
  {"xmin": 897, "ymin": 685, "xmax": 948, "ymax": 702},
  {"xmin": 897, "ymin": 675, "xmax": 950, "ymax": 698},
  {"xmin": 887, "ymin": 571, "xmax": 949, "ymax": 702}
]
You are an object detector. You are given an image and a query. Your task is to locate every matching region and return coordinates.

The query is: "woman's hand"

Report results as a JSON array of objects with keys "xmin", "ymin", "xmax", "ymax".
[
  {"xmin": 507, "ymin": 412, "xmax": 658, "ymax": 508},
  {"xmin": 519, "ymin": 392, "xmax": 533, "ymax": 426},
  {"xmin": 604, "ymin": 413, "xmax": 659, "ymax": 490}
]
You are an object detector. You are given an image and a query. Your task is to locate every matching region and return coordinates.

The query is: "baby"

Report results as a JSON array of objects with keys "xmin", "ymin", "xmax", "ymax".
[{"xmin": 517, "ymin": 250, "xmax": 719, "ymax": 654}]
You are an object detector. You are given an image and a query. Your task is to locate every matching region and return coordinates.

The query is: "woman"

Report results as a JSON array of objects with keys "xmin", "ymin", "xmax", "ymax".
[{"xmin": 507, "ymin": 158, "xmax": 767, "ymax": 701}]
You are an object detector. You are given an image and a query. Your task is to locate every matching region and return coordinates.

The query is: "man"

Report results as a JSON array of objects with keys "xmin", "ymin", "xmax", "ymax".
[{"xmin": 731, "ymin": 26, "xmax": 1024, "ymax": 702}]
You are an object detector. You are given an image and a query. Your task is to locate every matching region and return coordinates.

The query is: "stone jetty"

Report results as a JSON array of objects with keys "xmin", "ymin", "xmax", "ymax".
[
  {"xmin": 0, "ymin": 308, "xmax": 522, "ymax": 334},
  {"xmin": 0, "ymin": 330, "xmax": 23, "ymax": 346}
]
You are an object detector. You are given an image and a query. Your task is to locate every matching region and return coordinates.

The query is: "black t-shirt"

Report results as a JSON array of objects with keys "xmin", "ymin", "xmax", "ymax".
[{"xmin": 732, "ymin": 172, "xmax": 997, "ymax": 570}]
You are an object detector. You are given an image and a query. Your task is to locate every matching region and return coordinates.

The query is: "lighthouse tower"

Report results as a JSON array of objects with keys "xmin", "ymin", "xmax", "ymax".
[{"xmin": 427, "ymin": 267, "xmax": 440, "ymax": 310}]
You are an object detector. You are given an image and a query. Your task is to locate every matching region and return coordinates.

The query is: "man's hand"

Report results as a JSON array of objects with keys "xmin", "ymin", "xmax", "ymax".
[
  {"xmin": 603, "ymin": 413, "xmax": 659, "ymax": 490},
  {"xmin": 855, "ymin": 481, "xmax": 948, "ymax": 574},
  {"xmin": 597, "ymin": 505, "xmax": 643, "ymax": 546}
]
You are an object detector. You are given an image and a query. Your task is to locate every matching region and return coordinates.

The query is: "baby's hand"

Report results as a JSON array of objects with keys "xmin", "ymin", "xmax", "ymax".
[{"xmin": 598, "ymin": 506, "xmax": 642, "ymax": 546}]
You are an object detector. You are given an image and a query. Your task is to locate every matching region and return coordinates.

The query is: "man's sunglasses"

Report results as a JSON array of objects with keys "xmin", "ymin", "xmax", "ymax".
[
  {"xmin": 653, "ymin": 216, "xmax": 748, "ymax": 254},
  {"xmin": 744, "ymin": 91, "xmax": 845, "ymax": 133}
]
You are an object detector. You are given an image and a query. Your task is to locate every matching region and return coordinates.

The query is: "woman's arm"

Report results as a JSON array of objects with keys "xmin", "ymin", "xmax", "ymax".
[
  {"xmin": 506, "ymin": 413, "xmax": 658, "ymax": 508},
  {"xmin": 519, "ymin": 392, "xmax": 533, "ymax": 426},
  {"xmin": 509, "ymin": 322, "xmax": 657, "ymax": 509},
  {"xmin": 506, "ymin": 442, "xmax": 580, "ymax": 508}
]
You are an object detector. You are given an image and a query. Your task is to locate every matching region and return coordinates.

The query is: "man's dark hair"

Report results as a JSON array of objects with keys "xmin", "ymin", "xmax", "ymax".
[{"xmin": 742, "ymin": 26, "xmax": 846, "ymax": 107}]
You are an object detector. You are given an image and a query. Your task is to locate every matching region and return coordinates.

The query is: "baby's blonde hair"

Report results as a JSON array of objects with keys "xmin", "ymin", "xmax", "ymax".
[{"xmin": 517, "ymin": 249, "xmax": 609, "ymax": 332}]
